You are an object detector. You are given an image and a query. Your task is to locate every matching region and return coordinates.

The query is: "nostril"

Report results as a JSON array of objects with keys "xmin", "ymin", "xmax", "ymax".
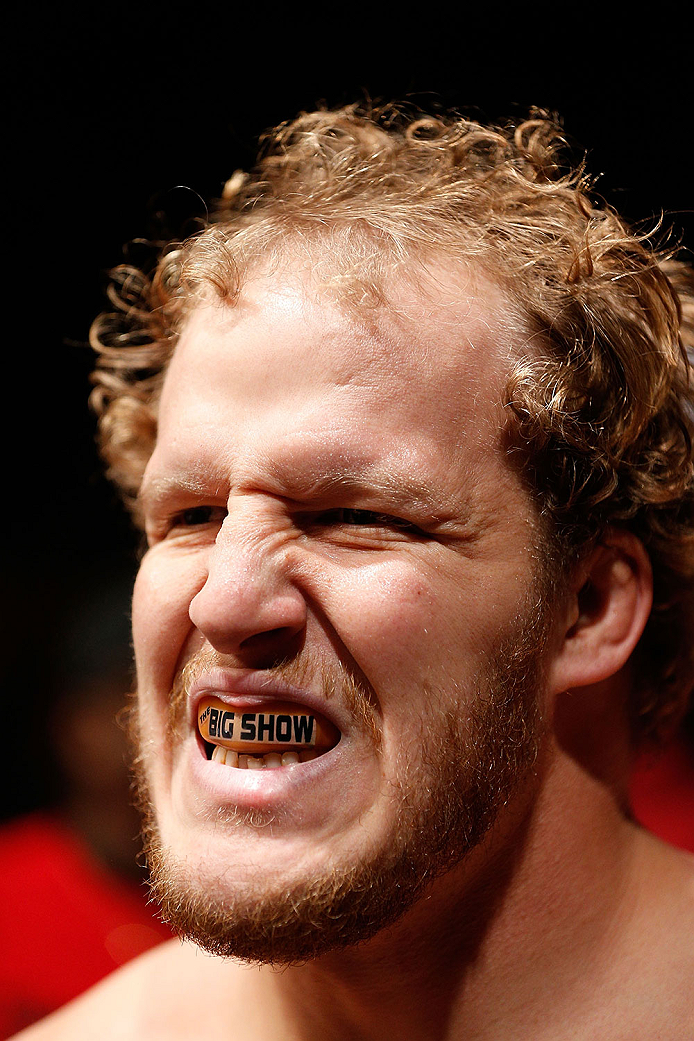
[
  {"xmin": 240, "ymin": 626, "xmax": 300, "ymax": 647},
  {"xmin": 189, "ymin": 559, "xmax": 308, "ymax": 654},
  {"xmin": 237, "ymin": 626, "xmax": 306, "ymax": 665},
  {"xmin": 188, "ymin": 528, "xmax": 310, "ymax": 649}
]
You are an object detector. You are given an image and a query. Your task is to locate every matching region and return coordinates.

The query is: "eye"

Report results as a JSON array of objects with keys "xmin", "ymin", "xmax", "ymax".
[
  {"xmin": 314, "ymin": 508, "xmax": 422, "ymax": 533},
  {"xmin": 175, "ymin": 505, "xmax": 227, "ymax": 528},
  {"xmin": 336, "ymin": 508, "xmax": 407, "ymax": 527},
  {"xmin": 144, "ymin": 502, "xmax": 228, "ymax": 548}
]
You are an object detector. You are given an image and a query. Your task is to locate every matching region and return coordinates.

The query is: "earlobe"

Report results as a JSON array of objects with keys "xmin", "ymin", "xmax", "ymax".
[{"xmin": 547, "ymin": 530, "xmax": 653, "ymax": 694}]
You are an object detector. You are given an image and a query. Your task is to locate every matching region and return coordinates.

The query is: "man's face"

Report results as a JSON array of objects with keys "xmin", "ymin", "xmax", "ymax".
[{"xmin": 132, "ymin": 263, "xmax": 553, "ymax": 960}]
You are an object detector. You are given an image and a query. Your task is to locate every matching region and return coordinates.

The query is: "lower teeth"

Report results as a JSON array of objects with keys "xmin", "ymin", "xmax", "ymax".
[{"xmin": 211, "ymin": 746, "xmax": 319, "ymax": 768}]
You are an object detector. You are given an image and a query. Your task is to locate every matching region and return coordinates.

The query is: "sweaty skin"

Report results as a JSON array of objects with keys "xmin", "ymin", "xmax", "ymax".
[{"xmin": 17, "ymin": 262, "xmax": 694, "ymax": 1041}]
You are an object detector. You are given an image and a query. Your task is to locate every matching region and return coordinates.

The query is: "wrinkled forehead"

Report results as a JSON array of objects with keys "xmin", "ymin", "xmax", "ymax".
[
  {"xmin": 146, "ymin": 258, "xmax": 542, "ymax": 547},
  {"xmin": 171, "ymin": 251, "xmax": 528, "ymax": 413}
]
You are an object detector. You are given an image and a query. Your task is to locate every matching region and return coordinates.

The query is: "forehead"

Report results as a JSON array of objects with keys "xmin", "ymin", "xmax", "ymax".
[
  {"xmin": 149, "ymin": 262, "xmax": 527, "ymax": 500},
  {"xmin": 166, "ymin": 261, "xmax": 519, "ymax": 413}
]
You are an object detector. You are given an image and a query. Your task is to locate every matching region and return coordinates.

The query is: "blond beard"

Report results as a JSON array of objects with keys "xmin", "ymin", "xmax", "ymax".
[{"xmin": 132, "ymin": 588, "xmax": 549, "ymax": 965}]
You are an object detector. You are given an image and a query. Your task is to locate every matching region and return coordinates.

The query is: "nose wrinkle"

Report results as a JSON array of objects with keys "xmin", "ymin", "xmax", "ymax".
[{"xmin": 188, "ymin": 522, "xmax": 307, "ymax": 653}]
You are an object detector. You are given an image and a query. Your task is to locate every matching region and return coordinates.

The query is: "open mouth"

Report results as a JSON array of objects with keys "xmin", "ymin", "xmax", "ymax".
[{"xmin": 197, "ymin": 696, "xmax": 340, "ymax": 770}]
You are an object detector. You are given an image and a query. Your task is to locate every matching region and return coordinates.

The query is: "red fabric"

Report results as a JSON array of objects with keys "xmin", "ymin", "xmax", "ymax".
[
  {"xmin": 630, "ymin": 736, "xmax": 694, "ymax": 854},
  {"xmin": 0, "ymin": 813, "xmax": 170, "ymax": 1038},
  {"xmin": 0, "ymin": 744, "xmax": 690, "ymax": 1038}
]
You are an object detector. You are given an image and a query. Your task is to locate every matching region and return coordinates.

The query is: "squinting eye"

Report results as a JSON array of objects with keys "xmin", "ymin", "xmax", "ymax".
[
  {"xmin": 321, "ymin": 508, "xmax": 418, "ymax": 531},
  {"xmin": 339, "ymin": 508, "xmax": 392, "ymax": 525},
  {"xmin": 177, "ymin": 506, "xmax": 227, "ymax": 527}
]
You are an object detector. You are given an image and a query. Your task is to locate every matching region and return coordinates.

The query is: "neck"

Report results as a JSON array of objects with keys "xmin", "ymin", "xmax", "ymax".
[{"xmin": 261, "ymin": 747, "xmax": 642, "ymax": 1041}]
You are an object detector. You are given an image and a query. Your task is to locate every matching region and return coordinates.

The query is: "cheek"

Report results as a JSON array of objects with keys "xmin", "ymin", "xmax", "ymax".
[
  {"xmin": 318, "ymin": 555, "xmax": 531, "ymax": 693},
  {"xmin": 132, "ymin": 550, "xmax": 204, "ymax": 696},
  {"xmin": 321, "ymin": 559, "xmax": 461, "ymax": 685}
]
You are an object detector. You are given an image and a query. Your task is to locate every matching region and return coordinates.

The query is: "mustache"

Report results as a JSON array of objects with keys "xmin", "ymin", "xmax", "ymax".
[{"xmin": 168, "ymin": 648, "xmax": 382, "ymax": 747}]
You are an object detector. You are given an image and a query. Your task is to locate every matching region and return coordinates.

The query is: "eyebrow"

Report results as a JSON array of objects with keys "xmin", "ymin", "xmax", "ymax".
[
  {"xmin": 138, "ymin": 455, "xmax": 471, "ymax": 526},
  {"xmin": 138, "ymin": 470, "xmax": 226, "ymax": 516},
  {"xmin": 271, "ymin": 468, "xmax": 461, "ymax": 520}
]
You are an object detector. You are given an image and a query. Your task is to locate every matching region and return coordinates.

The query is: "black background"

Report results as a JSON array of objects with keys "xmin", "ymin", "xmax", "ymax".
[{"xmin": 3, "ymin": 9, "xmax": 692, "ymax": 818}]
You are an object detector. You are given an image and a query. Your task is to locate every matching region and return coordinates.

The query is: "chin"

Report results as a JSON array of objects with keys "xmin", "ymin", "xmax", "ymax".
[
  {"xmin": 133, "ymin": 594, "xmax": 550, "ymax": 964},
  {"xmin": 137, "ymin": 708, "xmax": 542, "ymax": 965}
]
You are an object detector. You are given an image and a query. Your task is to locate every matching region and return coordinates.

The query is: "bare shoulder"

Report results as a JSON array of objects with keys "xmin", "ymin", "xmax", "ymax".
[
  {"xmin": 626, "ymin": 832, "xmax": 694, "ymax": 1035},
  {"xmin": 638, "ymin": 832, "xmax": 694, "ymax": 935},
  {"xmin": 10, "ymin": 939, "xmax": 257, "ymax": 1041}
]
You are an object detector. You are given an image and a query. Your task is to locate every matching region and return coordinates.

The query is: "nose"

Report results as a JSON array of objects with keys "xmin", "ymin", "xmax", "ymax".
[{"xmin": 188, "ymin": 511, "xmax": 307, "ymax": 663}]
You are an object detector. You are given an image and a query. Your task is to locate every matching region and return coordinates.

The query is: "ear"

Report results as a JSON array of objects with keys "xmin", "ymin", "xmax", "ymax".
[{"xmin": 547, "ymin": 529, "xmax": 653, "ymax": 695}]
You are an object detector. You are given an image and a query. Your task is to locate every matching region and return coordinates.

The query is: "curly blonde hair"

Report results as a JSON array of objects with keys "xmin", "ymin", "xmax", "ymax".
[{"xmin": 90, "ymin": 102, "xmax": 694, "ymax": 744}]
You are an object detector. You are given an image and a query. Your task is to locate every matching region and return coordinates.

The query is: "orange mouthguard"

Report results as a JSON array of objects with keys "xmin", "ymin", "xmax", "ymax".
[{"xmin": 197, "ymin": 696, "xmax": 339, "ymax": 753}]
